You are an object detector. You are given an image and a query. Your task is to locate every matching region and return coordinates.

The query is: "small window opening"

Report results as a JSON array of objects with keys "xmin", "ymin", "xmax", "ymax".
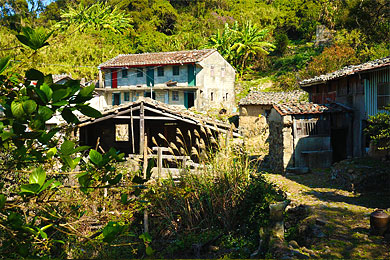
[
  {"xmin": 137, "ymin": 68, "xmax": 143, "ymax": 77},
  {"xmin": 122, "ymin": 69, "xmax": 128, "ymax": 78},
  {"xmin": 172, "ymin": 91, "xmax": 179, "ymax": 101},
  {"xmin": 115, "ymin": 124, "xmax": 129, "ymax": 141},
  {"xmin": 173, "ymin": 66, "xmax": 180, "ymax": 76},
  {"xmin": 157, "ymin": 67, "xmax": 164, "ymax": 77}
]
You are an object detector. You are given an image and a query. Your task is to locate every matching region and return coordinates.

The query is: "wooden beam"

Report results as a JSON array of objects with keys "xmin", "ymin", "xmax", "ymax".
[
  {"xmin": 116, "ymin": 105, "xmax": 140, "ymax": 116},
  {"xmin": 143, "ymin": 106, "xmax": 197, "ymax": 124},
  {"xmin": 114, "ymin": 115, "xmax": 176, "ymax": 120},
  {"xmin": 78, "ymin": 105, "xmax": 141, "ymax": 127}
]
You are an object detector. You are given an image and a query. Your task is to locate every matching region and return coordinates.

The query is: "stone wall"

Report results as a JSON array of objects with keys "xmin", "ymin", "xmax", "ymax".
[
  {"xmin": 239, "ymin": 105, "xmax": 271, "ymax": 155},
  {"xmin": 268, "ymin": 110, "xmax": 294, "ymax": 172}
]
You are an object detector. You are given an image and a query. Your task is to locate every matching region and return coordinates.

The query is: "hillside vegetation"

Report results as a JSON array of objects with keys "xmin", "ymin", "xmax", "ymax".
[{"xmin": 1, "ymin": 0, "xmax": 389, "ymax": 92}]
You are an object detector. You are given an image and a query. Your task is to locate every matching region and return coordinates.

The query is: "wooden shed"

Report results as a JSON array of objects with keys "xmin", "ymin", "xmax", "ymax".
[{"xmin": 77, "ymin": 98, "xmax": 239, "ymax": 157}]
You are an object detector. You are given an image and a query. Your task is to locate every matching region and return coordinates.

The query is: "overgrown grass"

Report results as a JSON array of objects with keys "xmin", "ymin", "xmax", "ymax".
[{"xmin": 143, "ymin": 132, "xmax": 285, "ymax": 258}]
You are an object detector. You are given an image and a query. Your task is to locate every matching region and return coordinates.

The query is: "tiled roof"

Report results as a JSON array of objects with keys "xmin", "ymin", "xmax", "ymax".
[
  {"xmin": 52, "ymin": 74, "xmax": 73, "ymax": 83},
  {"xmin": 273, "ymin": 102, "xmax": 352, "ymax": 116},
  {"xmin": 78, "ymin": 97, "xmax": 240, "ymax": 136},
  {"xmin": 99, "ymin": 49, "xmax": 217, "ymax": 68},
  {"xmin": 239, "ymin": 90, "xmax": 306, "ymax": 105},
  {"xmin": 300, "ymin": 56, "xmax": 390, "ymax": 86}
]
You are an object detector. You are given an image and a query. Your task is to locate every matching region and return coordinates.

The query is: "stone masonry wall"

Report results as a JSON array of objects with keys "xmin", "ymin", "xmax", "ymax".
[{"xmin": 268, "ymin": 111, "xmax": 294, "ymax": 172}]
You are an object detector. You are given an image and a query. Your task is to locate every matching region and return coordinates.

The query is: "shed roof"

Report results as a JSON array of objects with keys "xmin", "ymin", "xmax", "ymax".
[
  {"xmin": 99, "ymin": 49, "xmax": 217, "ymax": 68},
  {"xmin": 79, "ymin": 97, "xmax": 239, "ymax": 136},
  {"xmin": 239, "ymin": 90, "xmax": 306, "ymax": 105},
  {"xmin": 273, "ymin": 102, "xmax": 352, "ymax": 116},
  {"xmin": 299, "ymin": 56, "xmax": 390, "ymax": 86},
  {"xmin": 52, "ymin": 74, "xmax": 73, "ymax": 84}
]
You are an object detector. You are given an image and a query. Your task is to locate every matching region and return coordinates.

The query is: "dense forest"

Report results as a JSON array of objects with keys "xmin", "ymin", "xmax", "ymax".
[{"xmin": 1, "ymin": 0, "xmax": 389, "ymax": 92}]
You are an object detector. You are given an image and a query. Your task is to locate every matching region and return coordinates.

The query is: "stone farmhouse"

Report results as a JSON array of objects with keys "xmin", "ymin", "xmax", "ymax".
[
  {"xmin": 238, "ymin": 90, "xmax": 306, "ymax": 137},
  {"xmin": 96, "ymin": 49, "xmax": 236, "ymax": 112},
  {"xmin": 299, "ymin": 56, "xmax": 390, "ymax": 157},
  {"xmin": 268, "ymin": 102, "xmax": 352, "ymax": 172}
]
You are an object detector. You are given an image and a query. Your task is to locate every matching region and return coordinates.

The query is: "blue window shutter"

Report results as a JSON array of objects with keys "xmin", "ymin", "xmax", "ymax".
[
  {"xmin": 112, "ymin": 94, "xmax": 114, "ymax": 106},
  {"xmin": 146, "ymin": 67, "xmax": 154, "ymax": 86},
  {"xmin": 165, "ymin": 91, "xmax": 169, "ymax": 104},
  {"xmin": 187, "ymin": 64, "xmax": 195, "ymax": 86}
]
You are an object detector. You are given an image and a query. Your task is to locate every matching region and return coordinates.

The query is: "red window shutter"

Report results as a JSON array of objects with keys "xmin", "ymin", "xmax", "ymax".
[{"xmin": 112, "ymin": 71, "xmax": 117, "ymax": 88}]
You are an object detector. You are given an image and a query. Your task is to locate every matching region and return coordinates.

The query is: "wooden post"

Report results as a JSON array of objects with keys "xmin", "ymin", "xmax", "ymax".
[
  {"xmin": 157, "ymin": 147, "xmax": 163, "ymax": 178},
  {"xmin": 139, "ymin": 101, "xmax": 145, "ymax": 155},
  {"xmin": 142, "ymin": 135, "xmax": 148, "ymax": 179},
  {"xmin": 130, "ymin": 106, "xmax": 135, "ymax": 154},
  {"xmin": 142, "ymin": 133, "xmax": 149, "ymax": 234}
]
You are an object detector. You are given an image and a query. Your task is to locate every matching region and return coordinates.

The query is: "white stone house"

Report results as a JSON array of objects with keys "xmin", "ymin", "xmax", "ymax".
[{"xmin": 97, "ymin": 49, "xmax": 236, "ymax": 112}]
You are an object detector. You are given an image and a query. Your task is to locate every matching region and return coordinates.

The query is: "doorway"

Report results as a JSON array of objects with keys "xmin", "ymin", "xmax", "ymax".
[
  {"xmin": 331, "ymin": 128, "xmax": 348, "ymax": 162},
  {"xmin": 184, "ymin": 91, "xmax": 195, "ymax": 109},
  {"xmin": 112, "ymin": 93, "xmax": 121, "ymax": 106}
]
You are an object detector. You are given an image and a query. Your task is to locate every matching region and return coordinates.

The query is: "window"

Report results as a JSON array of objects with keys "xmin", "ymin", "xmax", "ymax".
[
  {"xmin": 295, "ymin": 117, "xmax": 329, "ymax": 136},
  {"xmin": 157, "ymin": 67, "xmax": 164, "ymax": 77},
  {"xmin": 122, "ymin": 69, "xmax": 128, "ymax": 78},
  {"xmin": 137, "ymin": 68, "xmax": 143, "ymax": 77},
  {"xmin": 210, "ymin": 65, "xmax": 215, "ymax": 77},
  {"xmin": 378, "ymin": 82, "xmax": 390, "ymax": 110},
  {"xmin": 172, "ymin": 91, "xmax": 179, "ymax": 101},
  {"xmin": 124, "ymin": 92, "xmax": 130, "ymax": 101},
  {"xmin": 173, "ymin": 65, "xmax": 180, "ymax": 75},
  {"xmin": 225, "ymin": 93, "xmax": 228, "ymax": 100},
  {"xmin": 210, "ymin": 92, "xmax": 214, "ymax": 101},
  {"xmin": 144, "ymin": 91, "xmax": 156, "ymax": 100},
  {"xmin": 221, "ymin": 67, "xmax": 225, "ymax": 77},
  {"xmin": 115, "ymin": 124, "xmax": 129, "ymax": 141}
]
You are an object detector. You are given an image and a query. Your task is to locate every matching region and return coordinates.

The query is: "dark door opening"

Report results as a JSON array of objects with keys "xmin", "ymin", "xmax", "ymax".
[
  {"xmin": 331, "ymin": 128, "xmax": 348, "ymax": 162},
  {"xmin": 112, "ymin": 93, "xmax": 120, "ymax": 105},
  {"xmin": 184, "ymin": 91, "xmax": 195, "ymax": 109}
]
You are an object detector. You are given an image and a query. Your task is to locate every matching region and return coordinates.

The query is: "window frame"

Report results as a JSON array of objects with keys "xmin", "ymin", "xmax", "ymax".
[
  {"xmin": 137, "ymin": 68, "xmax": 143, "ymax": 78},
  {"xmin": 122, "ymin": 68, "xmax": 128, "ymax": 78},
  {"xmin": 172, "ymin": 91, "xmax": 179, "ymax": 101},
  {"xmin": 377, "ymin": 82, "xmax": 390, "ymax": 110},
  {"xmin": 115, "ymin": 124, "xmax": 129, "ymax": 142},
  {"xmin": 157, "ymin": 67, "xmax": 164, "ymax": 77},
  {"xmin": 173, "ymin": 65, "xmax": 180, "ymax": 76},
  {"xmin": 124, "ymin": 92, "xmax": 130, "ymax": 101}
]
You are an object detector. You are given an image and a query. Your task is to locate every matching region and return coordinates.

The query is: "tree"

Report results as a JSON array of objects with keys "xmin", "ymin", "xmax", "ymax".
[
  {"xmin": 0, "ymin": 26, "xmax": 138, "ymax": 258},
  {"xmin": 365, "ymin": 107, "xmax": 390, "ymax": 152},
  {"xmin": 208, "ymin": 21, "xmax": 274, "ymax": 77},
  {"xmin": 56, "ymin": 1, "xmax": 133, "ymax": 33}
]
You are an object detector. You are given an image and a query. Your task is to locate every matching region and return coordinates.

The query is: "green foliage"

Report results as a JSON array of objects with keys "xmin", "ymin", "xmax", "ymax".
[
  {"xmin": 57, "ymin": 1, "xmax": 133, "ymax": 33},
  {"xmin": 16, "ymin": 26, "xmax": 53, "ymax": 51},
  {"xmin": 274, "ymin": 32, "xmax": 289, "ymax": 56},
  {"xmin": 0, "ymin": 28, "xmax": 128, "ymax": 258},
  {"xmin": 365, "ymin": 107, "xmax": 390, "ymax": 151},
  {"xmin": 208, "ymin": 21, "xmax": 274, "ymax": 77}
]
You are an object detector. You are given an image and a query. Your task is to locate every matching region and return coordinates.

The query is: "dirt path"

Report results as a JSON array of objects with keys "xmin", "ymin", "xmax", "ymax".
[{"xmin": 264, "ymin": 171, "xmax": 390, "ymax": 259}]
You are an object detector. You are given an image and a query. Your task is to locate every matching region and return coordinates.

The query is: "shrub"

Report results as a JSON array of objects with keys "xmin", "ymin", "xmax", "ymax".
[{"xmin": 365, "ymin": 107, "xmax": 390, "ymax": 151}]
